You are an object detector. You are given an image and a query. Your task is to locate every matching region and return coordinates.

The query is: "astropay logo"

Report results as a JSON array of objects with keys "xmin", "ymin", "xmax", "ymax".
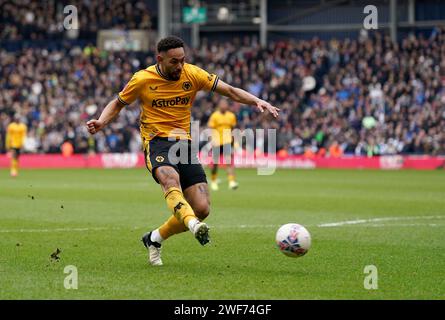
[{"xmin": 152, "ymin": 96, "xmax": 191, "ymax": 108}]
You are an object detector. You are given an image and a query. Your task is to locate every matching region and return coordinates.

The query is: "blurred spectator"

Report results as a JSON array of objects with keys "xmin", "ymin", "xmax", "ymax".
[
  {"xmin": 61, "ymin": 140, "xmax": 74, "ymax": 157},
  {"xmin": 329, "ymin": 141, "xmax": 343, "ymax": 158}
]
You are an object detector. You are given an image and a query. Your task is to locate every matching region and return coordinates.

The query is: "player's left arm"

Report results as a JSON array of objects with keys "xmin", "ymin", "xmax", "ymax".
[{"xmin": 214, "ymin": 80, "xmax": 279, "ymax": 118}]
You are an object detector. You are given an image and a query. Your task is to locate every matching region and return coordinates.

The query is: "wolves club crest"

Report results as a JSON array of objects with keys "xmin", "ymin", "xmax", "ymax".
[{"xmin": 182, "ymin": 81, "xmax": 192, "ymax": 91}]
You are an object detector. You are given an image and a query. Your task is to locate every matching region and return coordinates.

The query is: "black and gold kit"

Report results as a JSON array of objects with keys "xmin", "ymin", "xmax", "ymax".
[{"xmin": 118, "ymin": 63, "xmax": 219, "ymax": 189}]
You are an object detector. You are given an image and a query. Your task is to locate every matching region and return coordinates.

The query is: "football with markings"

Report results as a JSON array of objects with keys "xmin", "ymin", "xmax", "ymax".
[{"xmin": 276, "ymin": 223, "xmax": 311, "ymax": 257}]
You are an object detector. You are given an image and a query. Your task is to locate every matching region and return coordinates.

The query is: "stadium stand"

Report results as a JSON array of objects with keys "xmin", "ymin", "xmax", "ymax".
[
  {"xmin": 0, "ymin": 0, "xmax": 153, "ymax": 41},
  {"xmin": 0, "ymin": 1, "xmax": 444, "ymax": 157}
]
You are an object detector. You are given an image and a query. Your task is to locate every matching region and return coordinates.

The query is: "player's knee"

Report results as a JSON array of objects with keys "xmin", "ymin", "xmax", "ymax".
[{"xmin": 194, "ymin": 201, "xmax": 210, "ymax": 220}]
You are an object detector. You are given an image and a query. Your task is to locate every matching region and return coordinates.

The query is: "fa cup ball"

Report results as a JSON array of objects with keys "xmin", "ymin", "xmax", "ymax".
[{"xmin": 276, "ymin": 223, "xmax": 311, "ymax": 257}]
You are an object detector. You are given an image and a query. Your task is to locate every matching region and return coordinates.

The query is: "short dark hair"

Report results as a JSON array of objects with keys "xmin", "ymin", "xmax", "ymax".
[{"xmin": 157, "ymin": 36, "xmax": 184, "ymax": 53}]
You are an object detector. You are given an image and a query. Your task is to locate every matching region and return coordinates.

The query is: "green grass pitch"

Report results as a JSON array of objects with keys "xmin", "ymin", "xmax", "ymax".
[{"xmin": 0, "ymin": 168, "xmax": 444, "ymax": 299}]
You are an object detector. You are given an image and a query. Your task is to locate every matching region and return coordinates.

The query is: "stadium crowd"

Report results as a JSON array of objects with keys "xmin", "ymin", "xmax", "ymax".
[
  {"xmin": 0, "ymin": 0, "xmax": 153, "ymax": 41},
  {"xmin": 1, "ymin": 26, "xmax": 444, "ymax": 156}
]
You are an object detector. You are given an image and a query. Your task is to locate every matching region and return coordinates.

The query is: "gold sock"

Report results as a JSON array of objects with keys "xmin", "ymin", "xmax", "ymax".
[
  {"xmin": 211, "ymin": 173, "xmax": 217, "ymax": 182},
  {"xmin": 11, "ymin": 159, "xmax": 18, "ymax": 173},
  {"xmin": 164, "ymin": 187, "xmax": 197, "ymax": 227},
  {"xmin": 159, "ymin": 215, "xmax": 188, "ymax": 240},
  {"xmin": 228, "ymin": 174, "xmax": 235, "ymax": 182}
]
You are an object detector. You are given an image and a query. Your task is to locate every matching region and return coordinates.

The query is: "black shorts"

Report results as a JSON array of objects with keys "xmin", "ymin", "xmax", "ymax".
[
  {"xmin": 11, "ymin": 148, "xmax": 21, "ymax": 158},
  {"xmin": 212, "ymin": 143, "xmax": 234, "ymax": 165},
  {"xmin": 143, "ymin": 137, "xmax": 207, "ymax": 191}
]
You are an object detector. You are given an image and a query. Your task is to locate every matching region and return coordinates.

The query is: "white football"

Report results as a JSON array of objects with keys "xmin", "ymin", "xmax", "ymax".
[{"xmin": 276, "ymin": 223, "xmax": 311, "ymax": 257}]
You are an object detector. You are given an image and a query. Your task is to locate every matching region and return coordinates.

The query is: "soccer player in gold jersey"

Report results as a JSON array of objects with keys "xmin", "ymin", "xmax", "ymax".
[
  {"xmin": 6, "ymin": 115, "xmax": 27, "ymax": 177},
  {"xmin": 86, "ymin": 36, "xmax": 279, "ymax": 266},
  {"xmin": 208, "ymin": 99, "xmax": 238, "ymax": 191}
]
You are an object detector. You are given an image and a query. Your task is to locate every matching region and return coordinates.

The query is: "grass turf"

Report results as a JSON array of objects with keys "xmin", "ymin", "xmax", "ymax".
[{"xmin": 0, "ymin": 168, "xmax": 444, "ymax": 299}]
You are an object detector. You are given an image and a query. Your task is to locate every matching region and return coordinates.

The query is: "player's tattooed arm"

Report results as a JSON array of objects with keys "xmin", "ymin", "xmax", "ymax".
[
  {"xmin": 214, "ymin": 79, "xmax": 280, "ymax": 118},
  {"xmin": 86, "ymin": 98, "xmax": 125, "ymax": 134}
]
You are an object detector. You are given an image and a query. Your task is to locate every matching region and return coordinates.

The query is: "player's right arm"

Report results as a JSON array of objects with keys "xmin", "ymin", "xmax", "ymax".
[
  {"xmin": 87, "ymin": 71, "xmax": 144, "ymax": 135},
  {"xmin": 86, "ymin": 99, "xmax": 125, "ymax": 134}
]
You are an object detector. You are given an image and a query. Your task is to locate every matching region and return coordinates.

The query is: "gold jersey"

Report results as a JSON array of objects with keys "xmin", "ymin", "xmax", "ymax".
[
  {"xmin": 118, "ymin": 63, "xmax": 219, "ymax": 141},
  {"xmin": 6, "ymin": 122, "xmax": 27, "ymax": 149},
  {"xmin": 208, "ymin": 110, "xmax": 237, "ymax": 146}
]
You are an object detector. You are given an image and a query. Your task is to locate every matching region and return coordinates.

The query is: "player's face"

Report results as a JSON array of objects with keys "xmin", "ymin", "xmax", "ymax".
[
  {"xmin": 159, "ymin": 47, "xmax": 185, "ymax": 81},
  {"xmin": 219, "ymin": 100, "xmax": 229, "ymax": 113}
]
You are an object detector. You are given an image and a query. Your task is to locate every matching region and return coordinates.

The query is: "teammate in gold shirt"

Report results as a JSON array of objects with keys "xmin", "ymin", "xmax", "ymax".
[
  {"xmin": 87, "ymin": 36, "xmax": 279, "ymax": 266},
  {"xmin": 6, "ymin": 115, "xmax": 27, "ymax": 177},
  {"xmin": 208, "ymin": 99, "xmax": 238, "ymax": 191}
]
